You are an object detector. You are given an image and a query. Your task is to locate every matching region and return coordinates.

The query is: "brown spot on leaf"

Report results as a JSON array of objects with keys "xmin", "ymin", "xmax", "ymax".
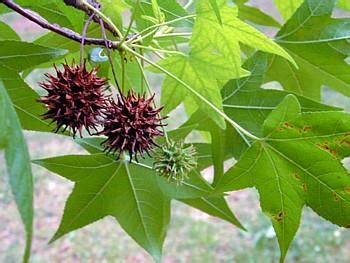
[
  {"xmin": 273, "ymin": 211, "xmax": 285, "ymax": 222},
  {"xmin": 284, "ymin": 122, "xmax": 293, "ymax": 129},
  {"xmin": 344, "ymin": 187, "xmax": 350, "ymax": 194},
  {"xmin": 346, "ymin": 224, "xmax": 350, "ymax": 229},
  {"xmin": 301, "ymin": 183, "xmax": 308, "ymax": 192},
  {"xmin": 333, "ymin": 192, "xmax": 340, "ymax": 202},
  {"xmin": 340, "ymin": 139, "xmax": 350, "ymax": 147},
  {"xmin": 316, "ymin": 142, "xmax": 337, "ymax": 157},
  {"xmin": 294, "ymin": 173, "xmax": 301, "ymax": 181},
  {"xmin": 302, "ymin": 125, "xmax": 312, "ymax": 133}
]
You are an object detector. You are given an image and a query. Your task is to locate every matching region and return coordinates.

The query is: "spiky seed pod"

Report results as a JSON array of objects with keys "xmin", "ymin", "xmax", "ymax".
[
  {"xmin": 38, "ymin": 61, "xmax": 109, "ymax": 137},
  {"xmin": 154, "ymin": 140, "xmax": 197, "ymax": 184},
  {"xmin": 99, "ymin": 91, "xmax": 166, "ymax": 160}
]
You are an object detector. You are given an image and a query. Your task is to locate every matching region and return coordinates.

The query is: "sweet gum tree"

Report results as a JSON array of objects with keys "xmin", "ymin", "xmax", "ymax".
[{"xmin": 0, "ymin": 0, "xmax": 350, "ymax": 262}]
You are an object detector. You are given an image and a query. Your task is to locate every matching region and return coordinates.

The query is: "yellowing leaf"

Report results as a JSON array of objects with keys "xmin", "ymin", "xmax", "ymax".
[
  {"xmin": 150, "ymin": 48, "xmax": 248, "ymax": 129},
  {"xmin": 274, "ymin": 0, "xmax": 303, "ymax": 21},
  {"xmin": 193, "ymin": 0, "xmax": 295, "ymax": 65},
  {"xmin": 338, "ymin": 0, "xmax": 350, "ymax": 10}
]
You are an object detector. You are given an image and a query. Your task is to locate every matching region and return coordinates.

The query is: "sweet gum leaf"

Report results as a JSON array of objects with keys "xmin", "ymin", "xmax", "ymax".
[{"xmin": 217, "ymin": 95, "xmax": 350, "ymax": 261}]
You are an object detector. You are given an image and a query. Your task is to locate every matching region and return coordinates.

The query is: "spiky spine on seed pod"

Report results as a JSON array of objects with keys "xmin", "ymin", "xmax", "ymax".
[
  {"xmin": 98, "ymin": 90, "xmax": 166, "ymax": 161},
  {"xmin": 154, "ymin": 140, "xmax": 197, "ymax": 184},
  {"xmin": 38, "ymin": 60, "xmax": 109, "ymax": 137}
]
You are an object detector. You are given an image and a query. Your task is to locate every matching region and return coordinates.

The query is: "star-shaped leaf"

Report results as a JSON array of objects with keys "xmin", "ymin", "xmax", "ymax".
[
  {"xmin": 152, "ymin": 48, "xmax": 245, "ymax": 129},
  {"xmin": 273, "ymin": 0, "xmax": 303, "ymax": 21},
  {"xmin": 223, "ymin": 52, "xmax": 339, "ymax": 137},
  {"xmin": 192, "ymin": 0, "xmax": 295, "ymax": 65},
  {"xmin": 175, "ymin": 52, "xmax": 338, "ymax": 186},
  {"xmin": 268, "ymin": 0, "xmax": 350, "ymax": 100},
  {"xmin": 151, "ymin": 0, "xmax": 295, "ymax": 129},
  {"xmin": 217, "ymin": 94, "xmax": 350, "ymax": 261},
  {"xmin": 34, "ymin": 154, "xmax": 170, "ymax": 262}
]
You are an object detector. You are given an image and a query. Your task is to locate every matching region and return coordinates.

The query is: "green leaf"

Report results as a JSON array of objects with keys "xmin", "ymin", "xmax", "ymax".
[
  {"xmin": 274, "ymin": 0, "xmax": 303, "ymax": 21},
  {"xmin": 0, "ymin": 40, "xmax": 67, "ymax": 72},
  {"xmin": 270, "ymin": 0, "xmax": 350, "ymax": 100},
  {"xmin": 193, "ymin": 0, "xmax": 295, "ymax": 65},
  {"xmin": 0, "ymin": 81, "xmax": 33, "ymax": 262},
  {"xmin": 111, "ymin": 52, "xmax": 143, "ymax": 93},
  {"xmin": 75, "ymin": 137, "xmax": 245, "ymax": 229},
  {"xmin": 0, "ymin": 69, "xmax": 53, "ymax": 132},
  {"xmin": 179, "ymin": 52, "xmax": 338, "ymax": 179},
  {"xmin": 100, "ymin": 0, "xmax": 130, "ymax": 30},
  {"xmin": 34, "ymin": 154, "xmax": 170, "ymax": 262},
  {"xmin": 35, "ymin": 33, "xmax": 80, "ymax": 52},
  {"xmin": 151, "ymin": 0, "xmax": 164, "ymax": 22},
  {"xmin": 180, "ymin": 196, "xmax": 245, "ymax": 228},
  {"xmin": 217, "ymin": 95, "xmax": 350, "ymax": 261},
  {"xmin": 235, "ymin": 1, "xmax": 281, "ymax": 28},
  {"xmin": 177, "ymin": 110, "xmax": 234, "ymax": 185},
  {"xmin": 0, "ymin": 21, "xmax": 20, "ymax": 40},
  {"xmin": 338, "ymin": 0, "xmax": 350, "ymax": 10},
  {"xmin": 128, "ymin": 0, "xmax": 192, "ymax": 30},
  {"xmin": 75, "ymin": 138, "xmax": 221, "ymax": 200},
  {"xmin": 31, "ymin": 3, "xmax": 75, "ymax": 28},
  {"xmin": 156, "ymin": 170, "xmax": 216, "ymax": 199},
  {"xmin": 223, "ymin": 52, "xmax": 339, "ymax": 137},
  {"xmin": 151, "ymin": 50, "xmax": 241, "ymax": 129},
  {"xmin": 16, "ymin": 0, "xmax": 59, "ymax": 5},
  {"xmin": 181, "ymin": 112, "xmax": 250, "ymax": 161},
  {"xmin": 208, "ymin": 0, "xmax": 223, "ymax": 25},
  {"xmin": 211, "ymin": 127, "xmax": 226, "ymax": 186},
  {"xmin": 150, "ymin": 0, "xmax": 296, "ymax": 129}
]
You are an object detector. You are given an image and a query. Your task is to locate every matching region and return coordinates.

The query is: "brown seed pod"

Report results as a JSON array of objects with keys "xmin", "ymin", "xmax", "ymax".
[
  {"xmin": 99, "ymin": 91, "xmax": 166, "ymax": 161},
  {"xmin": 38, "ymin": 61, "xmax": 109, "ymax": 137}
]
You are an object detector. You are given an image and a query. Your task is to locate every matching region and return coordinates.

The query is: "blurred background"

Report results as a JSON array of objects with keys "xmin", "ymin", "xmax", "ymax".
[{"xmin": 1, "ymin": 0, "xmax": 350, "ymax": 262}]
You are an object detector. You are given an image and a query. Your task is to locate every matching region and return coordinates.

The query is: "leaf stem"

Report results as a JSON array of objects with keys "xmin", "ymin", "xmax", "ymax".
[
  {"xmin": 80, "ymin": 0, "xmax": 123, "ymax": 38},
  {"xmin": 184, "ymin": 0, "xmax": 194, "ymax": 9},
  {"xmin": 99, "ymin": 19, "xmax": 122, "ymax": 92},
  {"xmin": 119, "ymin": 1, "xmax": 137, "ymax": 46},
  {"xmin": 135, "ymin": 57, "xmax": 170, "ymax": 143},
  {"xmin": 80, "ymin": 13, "xmax": 95, "ymax": 66},
  {"xmin": 140, "ymin": 48, "xmax": 145, "ymax": 93},
  {"xmin": 120, "ymin": 51, "xmax": 126, "ymax": 92},
  {"xmin": 131, "ymin": 44, "xmax": 184, "ymax": 55},
  {"xmin": 154, "ymin": 32, "xmax": 192, "ymax": 39},
  {"xmin": 122, "ymin": 44, "xmax": 260, "ymax": 141},
  {"xmin": 126, "ymin": 14, "xmax": 196, "ymax": 44},
  {"xmin": 128, "ymin": 28, "xmax": 158, "ymax": 44}
]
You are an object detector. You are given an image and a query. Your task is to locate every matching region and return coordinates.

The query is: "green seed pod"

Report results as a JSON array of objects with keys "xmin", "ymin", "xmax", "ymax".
[{"xmin": 154, "ymin": 140, "xmax": 197, "ymax": 184}]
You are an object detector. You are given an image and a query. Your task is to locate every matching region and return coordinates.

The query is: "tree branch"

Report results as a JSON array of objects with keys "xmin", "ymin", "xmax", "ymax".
[
  {"xmin": 0, "ymin": 0, "xmax": 121, "ymax": 49},
  {"xmin": 63, "ymin": 0, "xmax": 119, "ymax": 37}
]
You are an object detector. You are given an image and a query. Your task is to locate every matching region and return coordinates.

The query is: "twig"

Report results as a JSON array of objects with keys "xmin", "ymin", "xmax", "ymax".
[
  {"xmin": 0, "ymin": 0, "xmax": 121, "ymax": 49},
  {"xmin": 80, "ymin": 0, "xmax": 123, "ymax": 38},
  {"xmin": 99, "ymin": 19, "xmax": 122, "ymax": 92}
]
